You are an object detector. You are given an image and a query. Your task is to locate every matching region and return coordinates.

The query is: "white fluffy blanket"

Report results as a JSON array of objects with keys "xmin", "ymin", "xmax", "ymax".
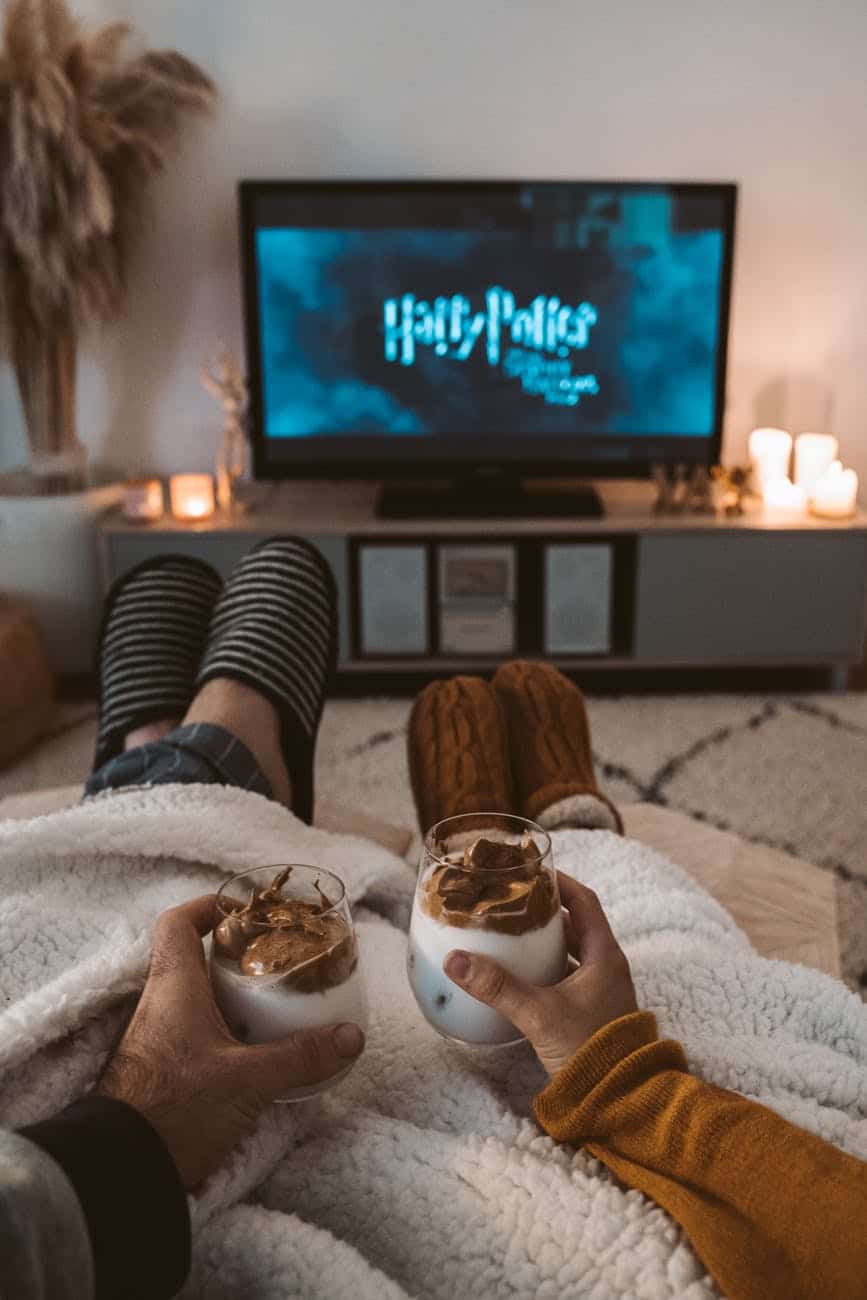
[{"xmin": 1, "ymin": 783, "xmax": 866, "ymax": 1300}]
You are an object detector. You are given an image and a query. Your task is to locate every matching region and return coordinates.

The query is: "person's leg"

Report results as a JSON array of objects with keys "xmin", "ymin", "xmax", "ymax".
[
  {"xmin": 85, "ymin": 700, "xmax": 280, "ymax": 804},
  {"xmin": 407, "ymin": 675, "xmax": 515, "ymax": 830},
  {"xmin": 88, "ymin": 678, "xmax": 313, "ymax": 814},
  {"xmin": 124, "ymin": 721, "xmax": 177, "ymax": 748},
  {"xmin": 182, "ymin": 678, "xmax": 290, "ymax": 806},
  {"xmin": 408, "ymin": 663, "xmax": 620, "ymax": 833},
  {"xmin": 93, "ymin": 555, "xmax": 224, "ymax": 771},
  {"xmin": 492, "ymin": 661, "xmax": 622, "ymax": 833},
  {"xmin": 85, "ymin": 538, "xmax": 337, "ymax": 822},
  {"xmin": 192, "ymin": 536, "xmax": 338, "ymax": 823}
]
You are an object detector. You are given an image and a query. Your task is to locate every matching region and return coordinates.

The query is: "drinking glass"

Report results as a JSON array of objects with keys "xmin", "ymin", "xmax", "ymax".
[
  {"xmin": 406, "ymin": 813, "xmax": 566, "ymax": 1046},
  {"xmin": 210, "ymin": 864, "xmax": 368, "ymax": 1100}
]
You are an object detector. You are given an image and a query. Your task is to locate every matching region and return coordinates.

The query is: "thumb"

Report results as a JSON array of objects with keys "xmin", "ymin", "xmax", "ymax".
[
  {"xmin": 444, "ymin": 949, "xmax": 538, "ymax": 1037},
  {"xmin": 241, "ymin": 1022, "xmax": 365, "ymax": 1101}
]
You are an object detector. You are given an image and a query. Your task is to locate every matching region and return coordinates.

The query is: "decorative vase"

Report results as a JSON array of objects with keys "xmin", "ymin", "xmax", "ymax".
[
  {"xmin": 11, "ymin": 326, "xmax": 89, "ymax": 495},
  {"xmin": 27, "ymin": 443, "xmax": 90, "ymax": 495},
  {"xmin": 215, "ymin": 418, "xmax": 248, "ymax": 514},
  {"xmin": 0, "ymin": 471, "xmax": 123, "ymax": 674}
]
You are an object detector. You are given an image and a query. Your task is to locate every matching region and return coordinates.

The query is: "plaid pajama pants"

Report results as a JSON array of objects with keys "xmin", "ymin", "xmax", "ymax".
[{"xmin": 84, "ymin": 723, "xmax": 272, "ymax": 800}]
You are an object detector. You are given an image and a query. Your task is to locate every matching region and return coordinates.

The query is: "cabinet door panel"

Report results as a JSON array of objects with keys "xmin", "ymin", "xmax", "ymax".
[
  {"xmin": 635, "ymin": 534, "xmax": 866, "ymax": 661},
  {"xmin": 358, "ymin": 545, "xmax": 428, "ymax": 656},
  {"xmin": 545, "ymin": 543, "xmax": 612, "ymax": 655}
]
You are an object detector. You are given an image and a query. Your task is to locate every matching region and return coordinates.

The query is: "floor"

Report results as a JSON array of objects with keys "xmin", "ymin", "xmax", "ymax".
[{"xmin": 3, "ymin": 691, "xmax": 866, "ymax": 994}]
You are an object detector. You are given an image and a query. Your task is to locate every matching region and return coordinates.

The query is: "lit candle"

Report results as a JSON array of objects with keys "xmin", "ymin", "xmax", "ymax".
[
  {"xmin": 749, "ymin": 428, "xmax": 792, "ymax": 496},
  {"xmin": 169, "ymin": 473, "xmax": 216, "ymax": 522},
  {"xmin": 763, "ymin": 477, "xmax": 806, "ymax": 515},
  {"xmin": 122, "ymin": 478, "xmax": 164, "ymax": 523},
  {"xmin": 794, "ymin": 433, "xmax": 838, "ymax": 492},
  {"xmin": 809, "ymin": 461, "xmax": 859, "ymax": 519}
]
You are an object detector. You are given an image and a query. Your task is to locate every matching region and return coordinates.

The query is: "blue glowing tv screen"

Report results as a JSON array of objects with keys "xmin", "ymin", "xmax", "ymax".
[{"xmin": 241, "ymin": 181, "xmax": 736, "ymax": 476}]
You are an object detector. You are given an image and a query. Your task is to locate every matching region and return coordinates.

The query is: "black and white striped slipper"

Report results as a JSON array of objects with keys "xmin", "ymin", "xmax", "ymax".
[
  {"xmin": 195, "ymin": 536, "xmax": 338, "ymax": 824},
  {"xmin": 93, "ymin": 555, "xmax": 223, "ymax": 772}
]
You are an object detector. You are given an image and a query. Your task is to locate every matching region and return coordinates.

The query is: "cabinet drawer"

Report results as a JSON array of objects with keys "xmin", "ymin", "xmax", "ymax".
[{"xmin": 635, "ymin": 533, "xmax": 867, "ymax": 661}]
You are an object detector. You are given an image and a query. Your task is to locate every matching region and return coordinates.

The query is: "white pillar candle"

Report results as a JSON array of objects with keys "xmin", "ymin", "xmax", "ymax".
[
  {"xmin": 809, "ymin": 461, "xmax": 859, "ymax": 519},
  {"xmin": 169, "ymin": 473, "xmax": 216, "ymax": 521},
  {"xmin": 794, "ymin": 432, "xmax": 838, "ymax": 492},
  {"xmin": 763, "ymin": 477, "xmax": 806, "ymax": 515},
  {"xmin": 749, "ymin": 428, "xmax": 792, "ymax": 496}
]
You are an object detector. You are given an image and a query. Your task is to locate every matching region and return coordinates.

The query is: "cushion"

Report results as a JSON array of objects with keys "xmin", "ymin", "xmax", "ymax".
[{"xmin": 0, "ymin": 596, "xmax": 55, "ymax": 771}]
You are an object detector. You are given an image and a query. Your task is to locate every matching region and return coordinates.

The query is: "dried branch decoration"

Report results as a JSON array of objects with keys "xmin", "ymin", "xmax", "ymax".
[
  {"xmin": 201, "ymin": 346, "xmax": 248, "ymax": 513},
  {"xmin": 0, "ymin": 0, "xmax": 216, "ymax": 482},
  {"xmin": 201, "ymin": 348, "xmax": 247, "ymax": 425}
]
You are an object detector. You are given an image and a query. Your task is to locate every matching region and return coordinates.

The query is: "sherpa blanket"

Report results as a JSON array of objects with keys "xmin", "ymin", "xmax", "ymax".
[{"xmin": 1, "ymin": 784, "xmax": 866, "ymax": 1300}]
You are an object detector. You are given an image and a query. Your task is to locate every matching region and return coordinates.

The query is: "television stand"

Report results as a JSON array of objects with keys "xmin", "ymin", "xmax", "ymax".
[
  {"xmin": 376, "ymin": 474, "xmax": 604, "ymax": 520},
  {"xmin": 97, "ymin": 481, "xmax": 867, "ymax": 692}
]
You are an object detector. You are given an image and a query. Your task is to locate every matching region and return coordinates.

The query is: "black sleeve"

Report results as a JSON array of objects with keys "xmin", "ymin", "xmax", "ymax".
[{"xmin": 20, "ymin": 1096, "xmax": 191, "ymax": 1300}]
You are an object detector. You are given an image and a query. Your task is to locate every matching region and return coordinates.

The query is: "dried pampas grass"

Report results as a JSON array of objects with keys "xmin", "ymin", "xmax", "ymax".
[{"xmin": 0, "ymin": 0, "xmax": 216, "ymax": 479}]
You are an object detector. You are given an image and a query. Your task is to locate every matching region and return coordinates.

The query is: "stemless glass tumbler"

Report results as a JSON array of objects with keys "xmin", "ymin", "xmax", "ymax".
[
  {"xmin": 210, "ymin": 864, "xmax": 368, "ymax": 1100},
  {"xmin": 406, "ymin": 813, "xmax": 567, "ymax": 1046}
]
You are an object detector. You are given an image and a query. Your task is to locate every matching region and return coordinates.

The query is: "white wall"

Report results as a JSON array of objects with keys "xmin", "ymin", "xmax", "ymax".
[{"xmin": 2, "ymin": 0, "xmax": 866, "ymax": 488}]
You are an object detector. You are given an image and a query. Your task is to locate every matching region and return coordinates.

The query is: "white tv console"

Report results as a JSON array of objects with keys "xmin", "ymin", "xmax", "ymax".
[{"xmin": 98, "ymin": 480, "xmax": 867, "ymax": 691}]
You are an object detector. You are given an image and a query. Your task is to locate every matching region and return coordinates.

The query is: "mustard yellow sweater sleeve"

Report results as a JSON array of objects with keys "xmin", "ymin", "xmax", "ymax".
[{"xmin": 534, "ymin": 1011, "xmax": 867, "ymax": 1300}]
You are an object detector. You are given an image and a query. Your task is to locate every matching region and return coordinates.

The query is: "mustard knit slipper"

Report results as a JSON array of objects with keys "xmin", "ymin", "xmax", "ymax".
[
  {"xmin": 407, "ymin": 676, "xmax": 516, "ymax": 834},
  {"xmin": 492, "ymin": 660, "xmax": 622, "ymax": 833}
]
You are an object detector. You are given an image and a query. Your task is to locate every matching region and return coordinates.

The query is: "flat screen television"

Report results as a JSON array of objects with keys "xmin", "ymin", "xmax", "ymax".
[{"xmin": 240, "ymin": 179, "xmax": 736, "ymax": 516}]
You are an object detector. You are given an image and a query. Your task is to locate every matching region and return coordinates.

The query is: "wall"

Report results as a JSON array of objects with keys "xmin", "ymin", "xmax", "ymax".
[{"xmin": 1, "ymin": 0, "xmax": 866, "ymax": 490}]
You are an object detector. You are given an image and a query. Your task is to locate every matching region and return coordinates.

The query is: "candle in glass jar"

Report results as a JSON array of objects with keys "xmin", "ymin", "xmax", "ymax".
[
  {"xmin": 122, "ymin": 478, "xmax": 164, "ymax": 523},
  {"xmin": 749, "ymin": 428, "xmax": 792, "ymax": 497},
  {"xmin": 794, "ymin": 433, "xmax": 838, "ymax": 492},
  {"xmin": 809, "ymin": 461, "xmax": 858, "ymax": 519},
  {"xmin": 169, "ymin": 473, "xmax": 215, "ymax": 521}
]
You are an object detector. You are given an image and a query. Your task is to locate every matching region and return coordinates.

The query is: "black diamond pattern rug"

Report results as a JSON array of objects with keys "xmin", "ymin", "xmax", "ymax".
[
  {"xmin": 315, "ymin": 694, "xmax": 867, "ymax": 996},
  {"xmin": 2, "ymin": 694, "xmax": 865, "ymax": 995}
]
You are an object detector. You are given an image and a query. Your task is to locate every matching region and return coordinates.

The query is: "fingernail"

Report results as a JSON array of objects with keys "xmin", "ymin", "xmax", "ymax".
[
  {"xmin": 333, "ymin": 1023, "xmax": 364, "ymax": 1058},
  {"xmin": 445, "ymin": 950, "xmax": 471, "ymax": 981}
]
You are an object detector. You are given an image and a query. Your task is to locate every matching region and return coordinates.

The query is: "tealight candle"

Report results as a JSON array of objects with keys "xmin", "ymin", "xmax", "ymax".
[
  {"xmin": 809, "ymin": 461, "xmax": 858, "ymax": 519},
  {"xmin": 749, "ymin": 428, "xmax": 792, "ymax": 496},
  {"xmin": 122, "ymin": 478, "xmax": 164, "ymax": 523},
  {"xmin": 169, "ymin": 473, "xmax": 216, "ymax": 522},
  {"xmin": 794, "ymin": 433, "xmax": 838, "ymax": 493},
  {"xmin": 763, "ymin": 477, "xmax": 806, "ymax": 515}
]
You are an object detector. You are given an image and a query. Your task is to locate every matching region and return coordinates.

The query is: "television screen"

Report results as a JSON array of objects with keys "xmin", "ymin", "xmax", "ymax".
[{"xmin": 241, "ymin": 181, "xmax": 736, "ymax": 477}]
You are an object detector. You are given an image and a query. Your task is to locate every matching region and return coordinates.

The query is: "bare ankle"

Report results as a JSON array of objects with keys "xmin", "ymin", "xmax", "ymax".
[
  {"xmin": 124, "ymin": 719, "xmax": 180, "ymax": 751},
  {"xmin": 183, "ymin": 678, "xmax": 292, "ymax": 806}
]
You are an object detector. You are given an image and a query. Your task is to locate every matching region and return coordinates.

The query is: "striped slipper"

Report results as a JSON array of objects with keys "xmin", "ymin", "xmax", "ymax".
[
  {"xmin": 195, "ymin": 537, "xmax": 338, "ymax": 824},
  {"xmin": 94, "ymin": 555, "xmax": 223, "ymax": 771}
]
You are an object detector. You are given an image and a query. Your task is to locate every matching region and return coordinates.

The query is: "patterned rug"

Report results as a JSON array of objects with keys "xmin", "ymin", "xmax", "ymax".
[
  {"xmin": 315, "ymin": 693, "xmax": 867, "ymax": 996},
  {"xmin": 3, "ymin": 693, "xmax": 867, "ymax": 993}
]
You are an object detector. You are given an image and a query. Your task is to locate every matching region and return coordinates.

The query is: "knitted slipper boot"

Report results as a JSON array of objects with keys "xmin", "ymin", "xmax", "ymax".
[
  {"xmin": 407, "ymin": 676, "xmax": 516, "ymax": 833},
  {"xmin": 492, "ymin": 660, "xmax": 622, "ymax": 833},
  {"xmin": 195, "ymin": 537, "xmax": 338, "ymax": 824},
  {"xmin": 94, "ymin": 555, "xmax": 223, "ymax": 771}
]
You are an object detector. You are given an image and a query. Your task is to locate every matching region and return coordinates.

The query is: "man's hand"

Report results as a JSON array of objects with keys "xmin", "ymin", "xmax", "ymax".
[
  {"xmin": 444, "ymin": 873, "xmax": 638, "ymax": 1077},
  {"xmin": 96, "ymin": 896, "xmax": 365, "ymax": 1190}
]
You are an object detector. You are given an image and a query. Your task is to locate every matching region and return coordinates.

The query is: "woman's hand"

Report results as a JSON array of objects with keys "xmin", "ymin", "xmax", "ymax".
[
  {"xmin": 444, "ymin": 872, "xmax": 638, "ymax": 1077},
  {"xmin": 96, "ymin": 896, "xmax": 365, "ymax": 1190}
]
